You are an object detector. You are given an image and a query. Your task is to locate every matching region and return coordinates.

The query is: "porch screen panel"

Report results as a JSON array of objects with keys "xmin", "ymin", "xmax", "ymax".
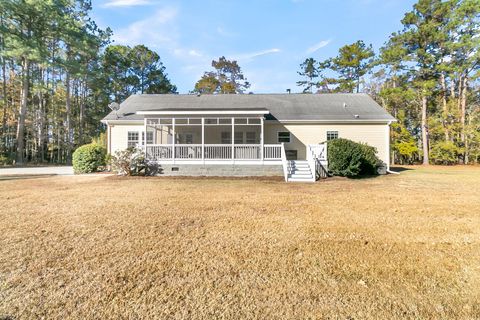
[{"xmin": 221, "ymin": 132, "xmax": 231, "ymax": 144}]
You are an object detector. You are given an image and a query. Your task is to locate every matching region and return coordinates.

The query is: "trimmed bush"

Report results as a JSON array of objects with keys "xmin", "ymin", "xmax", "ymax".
[
  {"xmin": 327, "ymin": 138, "xmax": 380, "ymax": 177},
  {"xmin": 72, "ymin": 143, "xmax": 107, "ymax": 174},
  {"xmin": 109, "ymin": 147, "xmax": 146, "ymax": 176}
]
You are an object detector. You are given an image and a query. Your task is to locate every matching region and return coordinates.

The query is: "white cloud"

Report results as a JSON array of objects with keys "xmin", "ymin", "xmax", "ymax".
[
  {"xmin": 305, "ymin": 40, "xmax": 331, "ymax": 55},
  {"xmin": 216, "ymin": 27, "xmax": 237, "ymax": 37},
  {"xmin": 113, "ymin": 7, "xmax": 178, "ymax": 46},
  {"xmin": 232, "ymin": 48, "xmax": 281, "ymax": 61},
  {"xmin": 188, "ymin": 50, "xmax": 202, "ymax": 57},
  {"xmin": 102, "ymin": 0, "xmax": 152, "ymax": 8}
]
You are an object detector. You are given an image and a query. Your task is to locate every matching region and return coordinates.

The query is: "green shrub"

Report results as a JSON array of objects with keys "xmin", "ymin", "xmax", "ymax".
[
  {"xmin": 109, "ymin": 147, "xmax": 146, "ymax": 176},
  {"xmin": 430, "ymin": 141, "xmax": 463, "ymax": 165},
  {"xmin": 72, "ymin": 143, "xmax": 107, "ymax": 174},
  {"xmin": 0, "ymin": 154, "xmax": 12, "ymax": 166},
  {"xmin": 327, "ymin": 138, "xmax": 380, "ymax": 177}
]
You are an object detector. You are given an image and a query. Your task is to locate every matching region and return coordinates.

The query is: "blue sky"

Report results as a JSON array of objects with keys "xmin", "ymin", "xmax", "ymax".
[{"xmin": 92, "ymin": 0, "xmax": 417, "ymax": 93}]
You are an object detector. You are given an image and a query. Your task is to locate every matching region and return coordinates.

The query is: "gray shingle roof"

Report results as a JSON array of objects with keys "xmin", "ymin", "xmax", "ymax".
[{"xmin": 102, "ymin": 93, "xmax": 396, "ymax": 122}]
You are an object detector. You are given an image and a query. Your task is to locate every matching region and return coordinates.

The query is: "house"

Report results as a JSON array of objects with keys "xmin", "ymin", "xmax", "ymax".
[{"xmin": 101, "ymin": 93, "xmax": 396, "ymax": 182}]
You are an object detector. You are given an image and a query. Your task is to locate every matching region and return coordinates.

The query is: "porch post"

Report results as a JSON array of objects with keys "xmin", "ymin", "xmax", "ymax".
[
  {"xmin": 231, "ymin": 117, "xmax": 235, "ymax": 162},
  {"xmin": 260, "ymin": 117, "xmax": 264, "ymax": 163},
  {"xmin": 144, "ymin": 117, "xmax": 147, "ymax": 148},
  {"xmin": 172, "ymin": 117, "xmax": 176, "ymax": 164},
  {"xmin": 201, "ymin": 117, "xmax": 205, "ymax": 164}
]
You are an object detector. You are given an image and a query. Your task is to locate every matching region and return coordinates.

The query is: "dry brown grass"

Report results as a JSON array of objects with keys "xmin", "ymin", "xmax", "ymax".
[{"xmin": 1, "ymin": 166, "xmax": 479, "ymax": 319}]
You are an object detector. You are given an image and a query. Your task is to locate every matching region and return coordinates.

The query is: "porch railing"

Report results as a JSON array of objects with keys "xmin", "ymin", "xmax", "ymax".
[{"xmin": 145, "ymin": 144, "xmax": 282, "ymax": 161}]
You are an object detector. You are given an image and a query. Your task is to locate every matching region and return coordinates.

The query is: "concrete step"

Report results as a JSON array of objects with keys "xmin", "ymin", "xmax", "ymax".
[
  {"xmin": 289, "ymin": 171, "xmax": 312, "ymax": 176},
  {"xmin": 288, "ymin": 176, "xmax": 314, "ymax": 182}
]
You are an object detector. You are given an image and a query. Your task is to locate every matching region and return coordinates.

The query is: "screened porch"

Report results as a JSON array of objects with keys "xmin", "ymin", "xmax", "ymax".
[{"xmin": 142, "ymin": 116, "xmax": 283, "ymax": 163}]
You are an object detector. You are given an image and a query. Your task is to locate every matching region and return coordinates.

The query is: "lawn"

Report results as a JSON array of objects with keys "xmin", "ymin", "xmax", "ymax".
[{"xmin": 1, "ymin": 166, "xmax": 479, "ymax": 319}]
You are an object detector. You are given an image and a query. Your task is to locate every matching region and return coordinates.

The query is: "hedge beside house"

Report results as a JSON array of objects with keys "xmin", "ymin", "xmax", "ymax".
[
  {"xmin": 327, "ymin": 138, "xmax": 380, "ymax": 177},
  {"xmin": 72, "ymin": 143, "xmax": 107, "ymax": 174}
]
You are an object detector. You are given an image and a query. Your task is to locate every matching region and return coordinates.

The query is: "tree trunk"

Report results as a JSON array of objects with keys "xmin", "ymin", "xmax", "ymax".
[
  {"xmin": 79, "ymin": 78, "xmax": 85, "ymax": 145},
  {"xmin": 1, "ymin": 56, "xmax": 7, "ymax": 153},
  {"xmin": 65, "ymin": 71, "xmax": 72, "ymax": 164},
  {"xmin": 440, "ymin": 73, "xmax": 449, "ymax": 141},
  {"xmin": 421, "ymin": 95, "xmax": 429, "ymax": 165},
  {"xmin": 15, "ymin": 58, "xmax": 30, "ymax": 165},
  {"xmin": 460, "ymin": 76, "xmax": 467, "ymax": 144},
  {"xmin": 460, "ymin": 76, "xmax": 468, "ymax": 164}
]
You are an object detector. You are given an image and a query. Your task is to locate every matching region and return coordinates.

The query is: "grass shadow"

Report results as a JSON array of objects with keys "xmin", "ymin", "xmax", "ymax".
[
  {"xmin": 390, "ymin": 166, "xmax": 413, "ymax": 173},
  {"xmin": 0, "ymin": 174, "xmax": 57, "ymax": 181}
]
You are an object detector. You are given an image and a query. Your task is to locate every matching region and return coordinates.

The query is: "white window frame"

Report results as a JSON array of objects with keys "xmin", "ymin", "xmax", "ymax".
[
  {"xmin": 127, "ymin": 131, "xmax": 139, "ymax": 148},
  {"xmin": 277, "ymin": 131, "xmax": 291, "ymax": 143},
  {"xmin": 326, "ymin": 131, "xmax": 339, "ymax": 141},
  {"xmin": 178, "ymin": 133, "xmax": 194, "ymax": 144},
  {"xmin": 234, "ymin": 131, "xmax": 243, "ymax": 144},
  {"xmin": 221, "ymin": 131, "xmax": 231, "ymax": 144},
  {"xmin": 246, "ymin": 131, "xmax": 257, "ymax": 144},
  {"xmin": 141, "ymin": 131, "xmax": 154, "ymax": 145}
]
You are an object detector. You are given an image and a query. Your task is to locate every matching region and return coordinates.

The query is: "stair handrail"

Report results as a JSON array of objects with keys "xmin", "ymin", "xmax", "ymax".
[
  {"xmin": 280, "ymin": 142, "xmax": 288, "ymax": 182},
  {"xmin": 306, "ymin": 145, "xmax": 316, "ymax": 182},
  {"xmin": 307, "ymin": 143, "xmax": 329, "ymax": 181}
]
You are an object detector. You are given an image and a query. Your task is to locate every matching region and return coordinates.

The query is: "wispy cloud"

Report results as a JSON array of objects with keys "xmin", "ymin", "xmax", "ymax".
[
  {"xmin": 233, "ymin": 48, "xmax": 281, "ymax": 61},
  {"xmin": 216, "ymin": 26, "xmax": 237, "ymax": 37},
  {"xmin": 102, "ymin": 0, "xmax": 152, "ymax": 8},
  {"xmin": 305, "ymin": 40, "xmax": 331, "ymax": 55},
  {"xmin": 113, "ymin": 7, "xmax": 178, "ymax": 46}
]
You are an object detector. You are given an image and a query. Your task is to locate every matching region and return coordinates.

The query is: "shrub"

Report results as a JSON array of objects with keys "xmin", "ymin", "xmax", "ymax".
[
  {"xmin": 327, "ymin": 138, "xmax": 381, "ymax": 177},
  {"xmin": 0, "ymin": 154, "xmax": 12, "ymax": 166},
  {"xmin": 72, "ymin": 143, "xmax": 107, "ymax": 174},
  {"xmin": 109, "ymin": 147, "xmax": 146, "ymax": 176},
  {"xmin": 430, "ymin": 141, "xmax": 463, "ymax": 165}
]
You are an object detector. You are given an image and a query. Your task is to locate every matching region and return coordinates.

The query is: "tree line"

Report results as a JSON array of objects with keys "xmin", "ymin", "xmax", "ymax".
[
  {"xmin": 1, "ymin": 0, "xmax": 479, "ymax": 166},
  {"xmin": 296, "ymin": 0, "xmax": 480, "ymax": 165},
  {"xmin": 0, "ymin": 0, "xmax": 176, "ymax": 165}
]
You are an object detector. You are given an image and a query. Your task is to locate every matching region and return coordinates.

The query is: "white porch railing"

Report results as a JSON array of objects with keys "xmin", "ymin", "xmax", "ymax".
[
  {"xmin": 204, "ymin": 145, "xmax": 232, "ymax": 159},
  {"xmin": 264, "ymin": 144, "xmax": 282, "ymax": 160},
  {"xmin": 175, "ymin": 144, "xmax": 202, "ymax": 159},
  {"xmin": 145, "ymin": 144, "xmax": 282, "ymax": 161},
  {"xmin": 145, "ymin": 144, "xmax": 173, "ymax": 160}
]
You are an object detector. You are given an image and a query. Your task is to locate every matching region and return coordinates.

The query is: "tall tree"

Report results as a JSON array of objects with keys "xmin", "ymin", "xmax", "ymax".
[
  {"xmin": 128, "ymin": 45, "xmax": 177, "ymax": 94},
  {"xmin": 330, "ymin": 40, "xmax": 375, "ymax": 93},
  {"xmin": 2, "ymin": 0, "xmax": 50, "ymax": 164},
  {"xmin": 388, "ymin": 0, "xmax": 452, "ymax": 164},
  {"xmin": 297, "ymin": 58, "xmax": 319, "ymax": 93},
  {"xmin": 194, "ymin": 56, "xmax": 250, "ymax": 94}
]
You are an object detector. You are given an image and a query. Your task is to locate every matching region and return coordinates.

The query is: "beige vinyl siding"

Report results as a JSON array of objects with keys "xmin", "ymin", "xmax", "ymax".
[
  {"xmin": 108, "ymin": 121, "xmax": 390, "ymax": 165},
  {"xmin": 109, "ymin": 124, "xmax": 145, "ymax": 154},
  {"xmin": 264, "ymin": 122, "xmax": 390, "ymax": 164}
]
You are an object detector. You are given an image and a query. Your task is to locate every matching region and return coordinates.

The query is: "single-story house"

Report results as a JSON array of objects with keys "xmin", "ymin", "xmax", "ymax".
[{"xmin": 101, "ymin": 93, "xmax": 396, "ymax": 182}]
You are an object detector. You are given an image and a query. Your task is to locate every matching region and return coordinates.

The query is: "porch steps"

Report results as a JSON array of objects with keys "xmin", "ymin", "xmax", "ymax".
[{"xmin": 287, "ymin": 160, "xmax": 315, "ymax": 183}]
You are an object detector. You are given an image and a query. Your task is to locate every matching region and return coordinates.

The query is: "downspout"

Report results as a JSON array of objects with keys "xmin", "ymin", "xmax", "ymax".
[{"xmin": 386, "ymin": 120, "xmax": 399, "ymax": 175}]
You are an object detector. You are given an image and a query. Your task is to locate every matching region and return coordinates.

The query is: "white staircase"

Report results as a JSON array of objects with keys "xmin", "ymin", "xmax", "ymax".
[
  {"xmin": 280, "ymin": 143, "xmax": 328, "ymax": 183},
  {"xmin": 286, "ymin": 160, "xmax": 315, "ymax": 182}
]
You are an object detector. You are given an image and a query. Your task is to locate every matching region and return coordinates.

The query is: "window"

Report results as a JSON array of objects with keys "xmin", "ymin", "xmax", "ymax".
[
  {"xmin": 127, "ymin": 131, "xmax": 139, "ymax": 148},
  {"xmin": 234, "ymin": 132, "xmax": 243, "ymax": 144},
  {"xmin": 277, "ymin": 132, "xmax": 291, "ymax": 143},
  {"xmin": 178, "ymin": 133, "xmax": 193, "ymax": 144},
  {"xmin": 221, "ymin": 132, "xmax": 231, "ymax": 144},
  {"xmin": 246, "ymin": 132, "xmax": 257, "ymax": 144},
  {"xmin": 327, "ymin": 131, "xmax": 339, "ymax": 141},
  {"xmin": 141, "ymin": 131, "xmax": 154, "ymax": 145}
]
